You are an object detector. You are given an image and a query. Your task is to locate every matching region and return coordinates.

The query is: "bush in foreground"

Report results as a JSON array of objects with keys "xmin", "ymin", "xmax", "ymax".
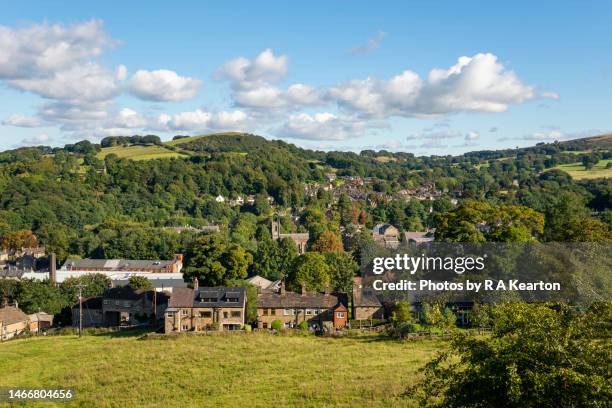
[{"xmin": 414, "ymin": 302, "xmax": 611, "ymax": 407}]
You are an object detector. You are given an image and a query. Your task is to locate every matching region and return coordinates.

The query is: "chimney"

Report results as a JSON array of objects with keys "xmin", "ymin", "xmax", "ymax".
[
  {"xmin": 192, "ymin": 277, "xmax": 199, "ymax": 290},
  {"xmin": 280, "ymin": 280, "xmax": 286, "ymax": 296},
  {"xmin": 14, "ymin": 301, "xmax": 18, "ymax": 309},
  {"xmin": 49, "ymin": 253, "xmax": 57, "ymax": 286},
  {"xmin": 324, "ymin": 282, "xmax": 330, "ymax": 296},
  {"xmin": 301, "ymin": 283, "xmax": 307, "ymax": 296}
]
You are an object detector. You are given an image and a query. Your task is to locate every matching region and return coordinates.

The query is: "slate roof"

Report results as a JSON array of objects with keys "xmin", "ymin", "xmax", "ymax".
[
  {"xmin": 353, "ymin": 292, "xmax": 382, "ymax": 308},
  {"xmin": 403, "ymin": 230, "xmax": 435, "ymax": 242},
  {"xmin": 195, "ymin": 287, "xmax": 246, "ymax": 308},
  {"xmin": 103, "ymin": 287, "xmax": 169, "ymax": 303},
  {"xmin": 168, "ymin": 287, "xmax": 246, "ymax": 308},
  {"xmin": 257, "ymin": 290, "xmax": 348, "ymax": 309},
  {"xmin": 73, "ymin": 297, "xmax": 102, "ymax": 310},
  {"xmin": 62, "ymin": 258, "xmax": 177, "ymax": 271},
  {"xmin": 168, "ymin": 287, "xmax": 194, "ymax": 308},
  {"xmin": 0, "ymin": 306, "xmax": 29, "ymax": 325}
]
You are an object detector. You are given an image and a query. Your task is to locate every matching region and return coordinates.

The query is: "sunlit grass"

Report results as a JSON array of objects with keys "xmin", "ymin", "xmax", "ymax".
[{"xmin": 0, "ymin": 331, "xmax": 444, "ymax": 407}]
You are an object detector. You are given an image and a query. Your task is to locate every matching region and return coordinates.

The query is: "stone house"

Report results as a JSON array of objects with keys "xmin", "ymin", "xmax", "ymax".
[
  {"xmin": 256, "ymin": 283, "xmax": 348, "ymax": 331},
  {"xmin": 164, "ymin": 284, "xmax": 246, "ymax": 333},
  {"xmin": 351, "ymin": 277, "xmax": 384, "ymax": 321},
  {"xmin": 270, "ymin": 221, "xmax": 309, "ymax": 254},
  {"xmin": 372, "ymin": 223, "xmax": 400, "ymax": 249},
  {"xmin": 28, "ymin": 312, "xmax": 54, "ymax": 333},
  {"xmin": 72, "ymin": 287, "xmax": 169, "ymax": 328},
  {"xmin": 0, "ymin": 304, "xmax": 30, "ymax": 340}
]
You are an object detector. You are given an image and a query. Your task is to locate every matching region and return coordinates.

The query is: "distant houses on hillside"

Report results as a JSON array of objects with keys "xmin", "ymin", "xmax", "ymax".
[{"xmin": 270, "ymin": 220, "xmax": 309, "ymax": 254}]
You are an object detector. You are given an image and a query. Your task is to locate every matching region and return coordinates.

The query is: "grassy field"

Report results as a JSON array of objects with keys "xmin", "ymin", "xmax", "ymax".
[
  {"xmin": 0, "ymin": 331, "xmax": 444, "ymax": 407},
  {"xmin": 96, "ymin": 145, "xmax": 187, "ymax": 161},
  {"xmin": 553, "ymin": 159, "xmax": 612, "ymax": 180}
]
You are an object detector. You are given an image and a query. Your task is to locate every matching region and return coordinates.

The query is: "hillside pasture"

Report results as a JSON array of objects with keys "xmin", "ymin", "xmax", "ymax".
[
  {"xmin": 553, "ymin": 159, "xmax": 612, "ymax": 180},
  {"xmin": 0, "ymin": 331, "xmax": 443, "ymax": 407},
  {"xmin": 96, "ymin": 144, "xmax": 187, "ymax": 161}
]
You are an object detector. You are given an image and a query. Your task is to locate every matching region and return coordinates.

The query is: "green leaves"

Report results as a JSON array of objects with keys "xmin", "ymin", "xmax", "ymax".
[{"xmin": 419, "ymin": 303, "xmax": 612, "ymax": 407}]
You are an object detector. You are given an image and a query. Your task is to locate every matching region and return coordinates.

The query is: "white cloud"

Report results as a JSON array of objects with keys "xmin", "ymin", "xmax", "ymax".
[
  {"xmin": 2, "ymin": 113, "xmax": 45, "ymax": 127},
  {"xmin": 156, "ymin": 109, "xmax": 250, "ymax": 132},
  {"xmin": 215, "ymin": 49, "xmax": 322, "ymax": 111},
  {"xmin": 406, "ymin": 129, "xmax": 462, "ymax": 141},
  {"xmin": 216, "ymin": 48, "xmax": 287, "ymax": 90},
  {"xmin": 21, "ymin": 133, "xmax": 51, "ymax": 145},
  {"xmin": 540, "ymin": 91, "xmax": 560, "ymax": 100},
  {"xmin": 10, "ymin": 63, "xmax": 121, "ymax": 103},
  {"xmin": 128, "ymin": 69, "xmax": 202, "ymax": 102},
  {"xmin": 110, "ymin": 108, "xmax": 148, "ymax": 128},
  {"xmin": 346, "ymin": 31, "xmax": 387, "ymax": 55},
  {"xmin": 233, "ymin": 83, "xmax": 322, "ymax": 109},
  {"xmin": 523, "ymin": 130, "xmax": 567, "ymax": 141},
  {"xmin": 329, "ymin": 53, "xmax": 545, "ymax": 117},
  {"xmin": 465, "ymin": 131, "xmax": 480, "ymax": 141},
  {"xmin": 0, "ymin": 20, "xmax": 112, "ymax": 79},
  {"xmin": 278, "ymin": 112, "xmax": 367, "ymax": 140}
]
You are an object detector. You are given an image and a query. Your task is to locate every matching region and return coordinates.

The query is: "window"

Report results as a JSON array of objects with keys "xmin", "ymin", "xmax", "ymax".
[
  {"xmin": 263, "ymin": 309, "xmax": 268, "ymax": 316},
  {"xmin": 103, "ymin": 300, "xmax": 110, "ymax": 305},
  {"xmin": 306, "ymin": 309, "xmax": 312, "ymax": 315},
  {"xmin": 181, "ymin": 325, "xmax": 189, "ymax": 331},
  {"xmin": 123, "ymin": 301, "xmax": 130, "ymax": 307},
  {"xmin": 181, "ymin": 309, "xmax": 188, "ymax": 316},
  {"xmin": 262, "ymin": 323, "xmax": 268, "ymax": 329},
  {"xmin": 283, "ymin": 309, "xmax": 291, "ymax": 316},
  {"xmin": 336, "ymin": 312, "xmax": 345, "ymax": 318},
  {"xmin": 270, "ymin": 309, "xmax": 276, "ymax": 316},
  {"xmin": 223, "ymin": 311, "xmax": 229, "ymax": 319},
  {"xmin": 313, "ymin": 309, "xmax": 320, "ymax": 315},
  {"xmin": 226, "ymin": 297, "xmax": 239, "ymax": 303},
  {"xmin": 200, "ymin": 311, "xmax": 212, "ymax": 318},
  {"xmin": 231, "ymin": 311, "xmax": 241, "ymax": 318},
  {"xmin": 115, "ymin": 300, "xmax": 120, "ymax": 306}
]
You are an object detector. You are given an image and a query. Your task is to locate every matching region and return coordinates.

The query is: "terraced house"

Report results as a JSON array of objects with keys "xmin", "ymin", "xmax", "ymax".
[
  {"xmin": 256, "ymin": 283, "xmax": 348, "ymax": 331},
  {"xmin": 165, "ymin": 282, "xmax": 246, "ymax": 333}
]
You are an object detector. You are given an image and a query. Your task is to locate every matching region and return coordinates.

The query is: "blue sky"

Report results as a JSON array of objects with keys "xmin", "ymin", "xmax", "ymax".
[{"xmin": 0, "ymin": 1, "xmax": 611, "ymax": 154}]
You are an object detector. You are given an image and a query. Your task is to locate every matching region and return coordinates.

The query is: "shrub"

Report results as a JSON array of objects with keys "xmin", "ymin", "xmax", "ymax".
[
  {"xmin": 271, "ymin": 320, "xmax": 283, "ymax": 331},
  {"xmin": 416, "ymin": 303, "xmax": 612, "ymax": 407},
  {"xmin": 297, "ymin": 321, "xmax": 309, "ymax": 331},
  {"xmin": 398, "ymin": 322, "xmax": 422, "ymax": 338},
  {"xmin": 243, "ymin": 324, "xmax": 252, "ymax": 332}
]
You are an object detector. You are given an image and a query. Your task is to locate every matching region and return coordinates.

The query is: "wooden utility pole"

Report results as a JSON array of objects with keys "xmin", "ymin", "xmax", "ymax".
[{"xmin": 75, "ymin": 284, "xmax": 87, "ymax": 338}]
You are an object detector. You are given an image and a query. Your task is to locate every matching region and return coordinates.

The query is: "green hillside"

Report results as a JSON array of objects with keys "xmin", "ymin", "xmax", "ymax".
[
  {"xmin": 553, "ymin": 159, "xmax": 612, "ymax": 180},
  {"xmin": 96, "ymin": 144, "xmax": 187, "ymax": 161}
]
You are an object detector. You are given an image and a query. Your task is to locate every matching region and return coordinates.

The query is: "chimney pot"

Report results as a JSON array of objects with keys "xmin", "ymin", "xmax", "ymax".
[
  {"xmin": 301, "ymin": 283, "xmax": 307, "ymax": 296},
  {"xmin": 324, "ymin": 283, "xmax": 330, "ymax": 296},
  {"xmin": 193, "ymin": 277, "xmax": 199, "ymax": 290},
  {"xmin": 280, "ymin": 280, "xmax": 286, "ymax": 296}
]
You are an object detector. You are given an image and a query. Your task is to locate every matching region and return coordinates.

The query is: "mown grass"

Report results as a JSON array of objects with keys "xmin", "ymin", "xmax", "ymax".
[
  {"xmin": 0, "ymin": 331, "xmax": 444, "ymax": 407},
  {"xmin": 96, "ymin": 145, "xmax": 187, "ymax": 161},
  {"xmin": 553, "ymin": 159, "xmax": 612, "ymax": 180}
]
